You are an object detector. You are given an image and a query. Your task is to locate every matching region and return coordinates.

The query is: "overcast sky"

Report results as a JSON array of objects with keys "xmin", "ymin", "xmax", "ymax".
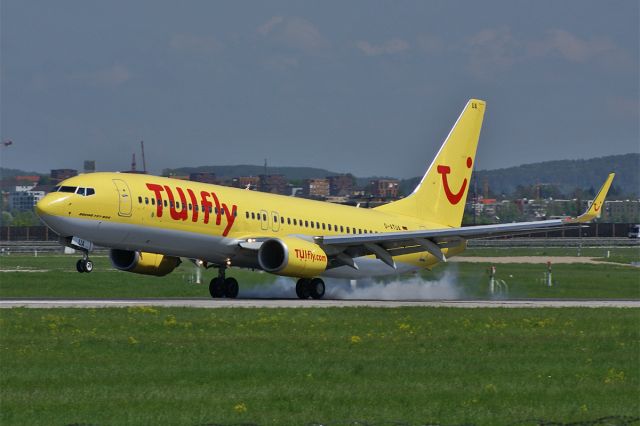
[{"xmin": 1, "ymin": 0, "xmax": 638, "ymax": 178}]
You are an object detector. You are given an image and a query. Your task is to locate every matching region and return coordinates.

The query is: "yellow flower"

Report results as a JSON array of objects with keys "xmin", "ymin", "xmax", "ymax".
[
  {"xmin": 350, "ymin": 335, "xmax": 362, "ymax": 344},
  {"xmin": 234, "ymin": 403, "xmax": 247, "ymax": 413},
  {"xmin": 128, "ymin": 336, "xmax": 139, "ymax": 345}
]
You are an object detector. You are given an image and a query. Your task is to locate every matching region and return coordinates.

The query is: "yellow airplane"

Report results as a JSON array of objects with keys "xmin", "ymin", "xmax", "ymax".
[{"xmin": 35, "ymin": 99, "xmax": 615, "ymax": 299}]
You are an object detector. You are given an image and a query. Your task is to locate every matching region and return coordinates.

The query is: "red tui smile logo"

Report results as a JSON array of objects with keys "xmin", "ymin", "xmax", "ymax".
[
  {"xmin": 437, "ymin": 157, "xmax": 473, "ymax": 205},
  {"xmin": 593, "ymin": 202, "xmax": 601, "ymax": 212}
]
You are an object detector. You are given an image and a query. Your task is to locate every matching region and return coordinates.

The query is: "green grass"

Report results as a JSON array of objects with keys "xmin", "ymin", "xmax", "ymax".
[
  {"xmin": 1, "ymin": 253, "xmax": 639, "ymax": 299},
  {"xmin": 1, "ymin": 307, "xmax": 638, "ymax": 425},
  {"xmin": 461, "ymin": 246, "xmax": 640, "ymax": 264}
]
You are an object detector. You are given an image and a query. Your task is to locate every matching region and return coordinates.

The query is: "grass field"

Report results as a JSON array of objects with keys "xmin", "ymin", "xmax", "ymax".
[
  {"xmin": 1, "ymin": 249, "xmax": 639, "ymax": 299},
  {"xmin": 461, "ymin": 246, "xmax": 640, "ymax": 264},
  {"xmin": 1, "ymin": 307, "xmax": 638, "ymax": 425}
]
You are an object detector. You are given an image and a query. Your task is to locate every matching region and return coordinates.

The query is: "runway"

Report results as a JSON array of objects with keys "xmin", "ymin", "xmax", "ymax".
[{"xmin": 1, "ymin": 298, "xmax": 638, "ymax": 309}]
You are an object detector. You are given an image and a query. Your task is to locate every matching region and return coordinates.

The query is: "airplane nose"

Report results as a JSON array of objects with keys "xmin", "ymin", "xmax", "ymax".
[{"xmin": 35, "ymin": 193, "xmax": 65, "ymax": 219}]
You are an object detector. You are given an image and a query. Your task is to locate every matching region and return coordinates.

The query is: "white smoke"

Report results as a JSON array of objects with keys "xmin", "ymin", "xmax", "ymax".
[{"xmin": 238, "ymin": 269, "xmax": 462, "ymax": 300}]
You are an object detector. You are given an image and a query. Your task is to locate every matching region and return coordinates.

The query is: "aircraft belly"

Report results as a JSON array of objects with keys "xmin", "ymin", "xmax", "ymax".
[{"xmin": 40, "ymin": 214, "xmax": 236, "ymax": 264}]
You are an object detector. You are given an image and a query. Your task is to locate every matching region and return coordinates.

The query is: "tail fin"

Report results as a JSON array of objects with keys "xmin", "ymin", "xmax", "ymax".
[{"xmin": 375, "ymin": 99, "xmax": 486, "ymax": 227}]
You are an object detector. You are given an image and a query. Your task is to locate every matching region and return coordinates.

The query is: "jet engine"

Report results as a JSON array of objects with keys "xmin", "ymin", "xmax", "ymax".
[
  {"xmin": 109, "ymin": 249, "xmax": 180, "ymax": 276},
  {"xmin": 258, "ymin": 237, "xmax": 328, "ymax": 278}
]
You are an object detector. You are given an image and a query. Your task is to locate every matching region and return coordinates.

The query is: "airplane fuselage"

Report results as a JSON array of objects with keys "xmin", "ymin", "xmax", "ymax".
[{"xmin": 38, "ymin": 172, "xmax": 464, "ymax": 279}]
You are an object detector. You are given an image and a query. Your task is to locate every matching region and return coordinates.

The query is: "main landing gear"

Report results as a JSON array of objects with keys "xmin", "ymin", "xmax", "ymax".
[
  {"xmin": 209, "ymin": 267, "xmax": 239, "ymax": 299},
  {"xmin": 75, "ymin": 252, "xmax": 93, "ymax": 273},
  {"xmin": 296, "ymin": 278, "xmax": 325, "ymax": 299}
]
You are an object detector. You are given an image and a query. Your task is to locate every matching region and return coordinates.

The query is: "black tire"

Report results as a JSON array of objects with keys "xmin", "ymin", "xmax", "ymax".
[
  {"xmin": 309, "ymin": 278, "xmax": 325, "ymax": 299},
  {"xmin": 224, "ymin": 277, "xmax": 239, "ymax": 299},
  {"xmin": 84, "ymin": 260, "xmax": 94, "ymax": 273},
  {"xmin": 76, "ymin": 259, "xmax": 85, "ymax": 273},
  {"xmin": 209, "ymin": 277, "xmax": 225, "ymax": 298},
  {"xmin": 296, "ymin": 278, "xmax": 311, "ymax": 299}
]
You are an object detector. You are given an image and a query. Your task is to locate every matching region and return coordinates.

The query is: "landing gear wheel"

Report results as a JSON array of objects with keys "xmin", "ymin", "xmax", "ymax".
[
  {"xmin": 76, "ymin": 259, "xmax": 93, "ymax": 273},
  {"xmin": 309, "ymin": 278, "xmax": 325, "ymax": 299},
  {"xmin": 296, "ymin": 278, "xmax": 311, "ymax": 299},
  {"xmin": 224, "ymin": 277, "xmax": 239, "ymax": 299},
  {"xmin": 209, "ymin": 277, "xmax": 225, "ymax": 298}
]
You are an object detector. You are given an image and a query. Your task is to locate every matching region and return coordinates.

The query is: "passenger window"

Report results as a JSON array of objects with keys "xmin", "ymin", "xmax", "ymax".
[
  {"xmin": 164, "ymin": 200, "xmax": 168, "ymax": 207},
  {"xmin": 305, "ymin": 220, "xmax": 309, "ymax": 227},
  {"xmin": 189, "ymin": 204, "xmax": 192, "ymax": 211},
  {"xmin": 246, "ymin": 212, "xmax": 249, "ymax": 219},
  {"xmin": 287, "ymin": 218, "xmax": 291, "ymax": 225},
  {"xmin": 346, "ymin": 227, "xmax": 350, "ymax": 233},
  {"xmin": 209, "ymin": 206, "xmax": 213, "ymax": 213},
  {"xmin": 340, "ymin": 226, "xmax": 344, "ymax": 232},
  {"xmin": 138, "ymin": 196, "xmax": 142, "ymax": 203},
  {"xmin": 281, "ymin": 217, "xmax": 284, "ymax": 224},
  {"xmin": 262, "ymin": 214, "xmax": 267, "ymax": 221},
  {"xmin": 311, "ymin": 222, "xmax": 315, "ymax": 229},
  {"xmin": 322, "ymin": 223, "xmax": 326, "ymax": 230},
  {"xmin": 293, "ymin": 219, "xmax": 297, "ymax": 226},
  {"xmin": 145, "ymin": 198, "xmax": 149, "ymax": 205},
  {"xmin": 151, "ymin": 199, "xmax": 155, "ymax": 205}
]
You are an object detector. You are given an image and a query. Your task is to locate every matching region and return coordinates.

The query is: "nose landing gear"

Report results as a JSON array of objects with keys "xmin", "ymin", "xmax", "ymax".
[{"xmin": 75, "ymin": 251, "xmax": 93, "ymax": 273}]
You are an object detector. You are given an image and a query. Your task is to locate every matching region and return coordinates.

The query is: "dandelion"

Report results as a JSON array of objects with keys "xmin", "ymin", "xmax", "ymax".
[
  {"xmin": 398, "ymin": 323, "xmax": 411, "ymax": 330},
  {"xmin": 164, "ymin": 315, "xmax": 178, "ymax": 327},
  {"xmin": 484, "ymin": 383, "xmax": 497, "ymax": 393},
  {"xmin": 128, "ymin": 336, "xmax": 139, "ymax": 345},
  {"xmin": 604, "ymin": 368, "xmax": 625, "ymax": 384},
  {"xmin": 350, "ymin": 335, "xmax": 362, "ymax": 344},
  {"xmin": 234, "ymin": 402, "xmax": 247, "ymax": 413}
]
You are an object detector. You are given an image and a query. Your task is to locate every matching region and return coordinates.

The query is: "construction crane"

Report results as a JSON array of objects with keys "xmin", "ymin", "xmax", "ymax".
[{"xmin": 140, "ymin": 140, "xmax": 147, "ymax": 173}]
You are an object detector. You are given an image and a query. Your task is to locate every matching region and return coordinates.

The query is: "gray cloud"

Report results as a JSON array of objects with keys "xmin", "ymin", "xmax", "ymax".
[
  {"xmin": 258, "ymin": 16, "xmax": 328, "ymax": 52},
  {"xmin": 355, "ymin": 38, "xmax": 410, "ymax": 56}
]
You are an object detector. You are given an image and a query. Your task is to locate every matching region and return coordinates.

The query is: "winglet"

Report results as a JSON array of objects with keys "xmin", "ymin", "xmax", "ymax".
[{"xmin": 569, "ymin": 173, "xmax": 615, "ymax": 223}]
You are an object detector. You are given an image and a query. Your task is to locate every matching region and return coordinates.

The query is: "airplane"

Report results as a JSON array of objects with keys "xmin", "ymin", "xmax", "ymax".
[{"xmin": 35, "ymin": 99, "xmax": 615, "ymax": 300}]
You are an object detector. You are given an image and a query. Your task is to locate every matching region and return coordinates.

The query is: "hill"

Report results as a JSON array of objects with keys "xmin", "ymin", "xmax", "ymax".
[{"xmin": 474, "ymin": 153, "xmax": 639, "ymax": 198}]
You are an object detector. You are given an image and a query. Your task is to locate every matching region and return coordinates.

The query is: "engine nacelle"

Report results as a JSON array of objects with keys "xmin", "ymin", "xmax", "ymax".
[
  {"xmin": 109, "ymin": 249, "xmax": 180, "ymax": 276},
  {"xmin": 258, "ymin": 237, "xmax": 328, "ymax": 278}
]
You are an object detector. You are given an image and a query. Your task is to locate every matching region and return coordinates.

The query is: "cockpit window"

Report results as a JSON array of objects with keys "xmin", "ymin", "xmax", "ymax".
[
  {"xmin": 77, "ymin": 187, "xmax": 86, "ymax": 196},
  {"xmin": 86, "ymin": 188, "xmax": 95, "ymax": 196},
  {"xmin": 58, "ymin": 186, "xmax": 77, "ymax": 193}
]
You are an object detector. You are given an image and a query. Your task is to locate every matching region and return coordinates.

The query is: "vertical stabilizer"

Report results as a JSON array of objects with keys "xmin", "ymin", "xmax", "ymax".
[{"xmin": 375, "ymin": 99, "xmax": 486, "ymax": 227}]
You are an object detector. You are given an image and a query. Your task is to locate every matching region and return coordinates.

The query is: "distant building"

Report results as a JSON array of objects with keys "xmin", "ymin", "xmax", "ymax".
[
  {"xmin": 302, "ymin": 178, "xmax": 330, "ymax": 198},
  {"xmin": 259, "ymin": 174, "xmax": 288, "ymax": 195},
  {"xmin": 604, "ymin": 200, "xmax": 640, "ymax": 222},
  {"xmin": 368, "ymin": 179, "xmax": 399, "ymax": 198},
  {"xmin": 84, "ymin": 161, "xmax": 96, "ymax": 173},
  {"xmin": 50, "ymin": 169, "xmax": 77, "ymax": 184},
  {"xmin": 189, "ymin": 172, "xmax": 217, "ymax": 184},
  {"xmin": 8, "ymin": 187, "xmax": 45, "ymax": 212},
  {"xmin": 233, "ymin": 176, "xmax": 260, "ymax": 190},
  {"xmin": 328, "ymin": 174, "xmax": 354, "ymax": 196}
]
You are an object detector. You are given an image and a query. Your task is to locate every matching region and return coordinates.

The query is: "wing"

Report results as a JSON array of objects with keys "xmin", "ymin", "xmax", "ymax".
[{"xmin": 314, "ymin": 173, "xmax": 615, "ymax": 269}]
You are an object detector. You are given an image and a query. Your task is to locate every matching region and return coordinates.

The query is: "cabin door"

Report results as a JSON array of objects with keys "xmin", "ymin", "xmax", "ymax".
[{"xmin": 112, "ymin": 179, "xmax": 132, "ymax": 217}]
